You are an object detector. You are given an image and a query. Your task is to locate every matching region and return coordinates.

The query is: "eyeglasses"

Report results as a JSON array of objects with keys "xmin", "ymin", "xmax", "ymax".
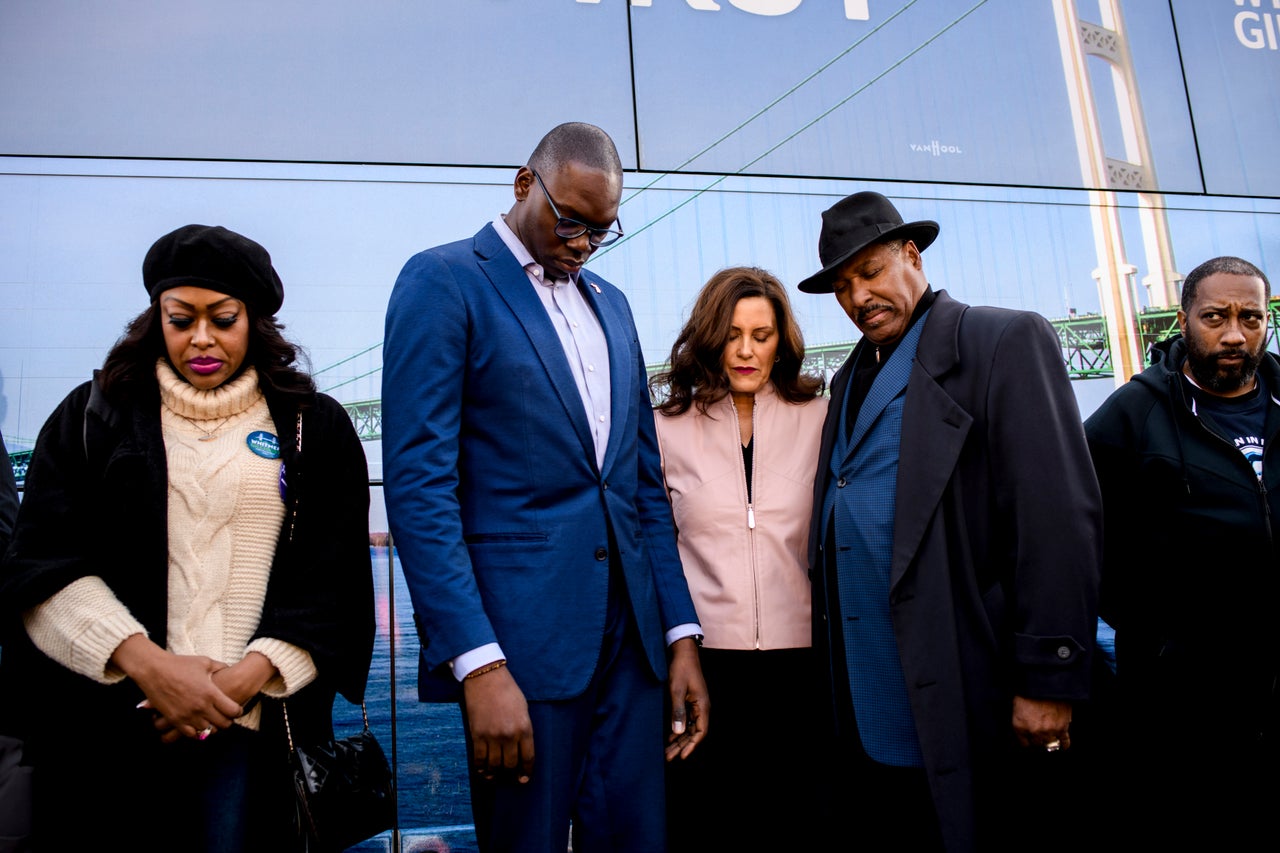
[{"xmin": 531, "ymin": 169, "xmax": 624, "ymax": 248}]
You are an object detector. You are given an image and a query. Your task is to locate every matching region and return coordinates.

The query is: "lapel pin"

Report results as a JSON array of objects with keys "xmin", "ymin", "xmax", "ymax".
[{"xmin": 588, "ymin": 282, "xmax": 601, "ymax": 294}]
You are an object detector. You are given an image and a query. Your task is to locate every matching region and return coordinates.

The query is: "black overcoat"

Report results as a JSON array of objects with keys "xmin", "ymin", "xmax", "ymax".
[{"xmin": 810, "ymin": 291, "xmax": 1102, "ymax": 851}]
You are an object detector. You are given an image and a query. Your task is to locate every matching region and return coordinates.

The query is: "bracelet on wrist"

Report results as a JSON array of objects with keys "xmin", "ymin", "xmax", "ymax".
[{"xmin": 465, "ymin": 659, "xmax": 508, "ymax": 680}]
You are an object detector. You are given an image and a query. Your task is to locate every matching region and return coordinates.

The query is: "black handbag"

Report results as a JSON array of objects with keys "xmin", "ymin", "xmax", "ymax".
[{"xmin": 284, "ymin": 699, "xmax": 396, "ymax": 853}]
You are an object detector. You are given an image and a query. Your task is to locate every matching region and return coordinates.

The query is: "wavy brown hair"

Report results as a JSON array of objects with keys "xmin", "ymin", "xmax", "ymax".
[
  {"xmin": 97, "ymin": 300, "xmax": 315, "ymax": 408},
  {"xmin": 653, "ymin": 266, "xmax": 823, "ymax": 416}
]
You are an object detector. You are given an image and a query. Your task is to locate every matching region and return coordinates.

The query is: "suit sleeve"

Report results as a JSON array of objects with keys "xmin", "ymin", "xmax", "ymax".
[
  {"xmin": 986, "ymin": 312, "xmax": 1102, "ymax": 701},
  {"xmin": 630, "ymin": 331, "xmax": 699, "ymax": 634},
  {"xmin": 382, "ymin": 249, "xmax": 496, "ymax": 671}
]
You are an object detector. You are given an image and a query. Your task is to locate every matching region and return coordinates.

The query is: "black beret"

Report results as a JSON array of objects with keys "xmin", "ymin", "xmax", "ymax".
[{"xmin": 143, "ymin": 224, "xmax": 284, "ymax": 315}]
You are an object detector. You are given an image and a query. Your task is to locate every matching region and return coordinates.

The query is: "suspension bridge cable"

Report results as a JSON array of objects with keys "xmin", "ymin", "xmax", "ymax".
[
  {"xmin": 599, "ymin": 0, "xmax": 991, "ymax": 253},
  {"xmin": 331, "ymin": 0, "xmax": 990, "ymax": 380},
  {"xmin": 313, "ymin": 341, "xmax": 383, "ymax": 377},
  {"xmin": 618, "ymin": 0, "xmax": 921, "ymax": 207},
  {"xmin": 322, "ymin": 365, "xmax": 383, "ymax": 394}
]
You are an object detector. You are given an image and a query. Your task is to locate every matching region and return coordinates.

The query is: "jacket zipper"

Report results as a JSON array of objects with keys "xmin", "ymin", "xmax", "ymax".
[
  {"xmin": 1187, "ymin": 392, "xmax": 1274, "ymax": 540},
  {"xmin": 747, "ymin": 401, "xmax": 757, "ymax": 532},
  {"xmin": 1260, "ymin": 477, "xmax": 1272, "ymax": 544},
  {"xmin": 733, "ymin": 399, "xmax": 761, "ymax": 648},
  {"xmin": 1181, "ymin": 379, "xmax": 1279, "ymax": 721}
]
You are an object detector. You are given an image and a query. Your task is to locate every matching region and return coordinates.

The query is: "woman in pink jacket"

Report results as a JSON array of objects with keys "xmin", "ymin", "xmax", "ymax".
[{"xmin": 653, "ymin": 266, "xmax": 827, "ymax": 852}]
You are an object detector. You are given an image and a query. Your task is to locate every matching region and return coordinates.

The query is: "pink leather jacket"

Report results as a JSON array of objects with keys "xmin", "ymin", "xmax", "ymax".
[{"xmin": 655, "ymin": 385, "xmax": 827, "ymax": 650}]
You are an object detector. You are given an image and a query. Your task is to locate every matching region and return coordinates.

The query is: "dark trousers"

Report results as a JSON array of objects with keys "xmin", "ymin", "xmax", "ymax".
[
  {"xmin": 1101, "ymin": 678, "xmax": 1280, "ymax": 852},
  {"xmin": 666, "ymin": 646, "xmax": 820, "ymax": 852},
  {"xmin": 465, "ymin": 578, "xmax": 666, "ymax": 853},
  {"xmin": 32, "ymin": 719, "xmax": 292, "ymax": 853},
  {"xmin": 821, "ymin": 707, "xmax": 945, "ymax": 851}
]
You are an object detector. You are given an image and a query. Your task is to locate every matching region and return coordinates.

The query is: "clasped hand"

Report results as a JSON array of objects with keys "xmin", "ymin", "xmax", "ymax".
[{"xmin": 113, "ymin": 635, "xmax": 256, "ymax": 743}]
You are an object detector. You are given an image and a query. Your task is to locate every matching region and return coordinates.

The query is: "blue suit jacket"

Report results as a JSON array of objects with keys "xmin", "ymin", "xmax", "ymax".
[
  {"xmin": 820, "ymin": 311, "xmax": 929, "ymax": 768},
  {"xmin": 382, "ymin": 222, "xmax": 697, "ymax": 702}
]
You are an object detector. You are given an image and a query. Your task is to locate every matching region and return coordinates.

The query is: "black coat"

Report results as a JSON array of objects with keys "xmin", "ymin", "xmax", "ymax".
[
  {"xmin": 0, "ymin": 429, "xmax": 17, "ymax": 560},
  {"xmin": 810, "ymin": 291, "xmax": 1103, "ymax": 851},
  {"xmin": 1085, "ymin": 335, "xmax": 1280, "ymax": 741},
  {"xmin": 0, "ymin": 374, "xmax": 374, "ymax": 750}
]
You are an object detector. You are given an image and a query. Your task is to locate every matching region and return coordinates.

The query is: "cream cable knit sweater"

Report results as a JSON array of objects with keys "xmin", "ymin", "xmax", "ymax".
[{"xmin": 24, "ymin": 362, "xmax": 316, "ymax": 727}]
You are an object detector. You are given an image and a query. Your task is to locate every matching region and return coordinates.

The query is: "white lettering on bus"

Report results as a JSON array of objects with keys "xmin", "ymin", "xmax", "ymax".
[
  {"xmin": 578, "ymin": 0, "xmax": 870, "ymax": 21},
  {"xmin": 909, "ymin": 140, "xmax": 964, "ymax": 156},
  {"xmin": 1234, "ymin": 0, "xmax": 1280, "ymax": 50}
]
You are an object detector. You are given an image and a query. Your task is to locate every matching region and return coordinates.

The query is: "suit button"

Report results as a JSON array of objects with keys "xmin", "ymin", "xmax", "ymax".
[
  {"xmin": 602, "ymin": 481, "xmax": 609, "ymax": 490},
  {"xmin": 837, "ymin": 477, "xmax": 847, "ymax": 488},
  {"xmin": 594, "ymin": 548, "xmax": 608, "ymax": 561},
  {"xmin": 1056, "ymin": 645, "xmax": 1072, "ymax": 660}
]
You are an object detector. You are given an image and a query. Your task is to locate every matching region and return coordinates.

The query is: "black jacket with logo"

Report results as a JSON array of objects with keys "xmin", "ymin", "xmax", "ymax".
[{"xmin": 1084, "ymin": 335, "xmax": 1280, "ymax": 742}]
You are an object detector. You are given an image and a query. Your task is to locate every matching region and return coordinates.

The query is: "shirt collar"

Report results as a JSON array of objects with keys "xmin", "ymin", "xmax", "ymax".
[{"xmin": 494, "ymin": 215, "xmax": 578, "ymax": 288}]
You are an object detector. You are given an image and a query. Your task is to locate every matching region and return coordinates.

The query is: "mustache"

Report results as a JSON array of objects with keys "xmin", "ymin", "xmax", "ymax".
[
  {"xmin": 1210, "ymin": 347, "xmax": 1260, "ymax": 363},
  {"xmin": 855, "ymin": 303, "xmax": 895, "ymax": 324}
]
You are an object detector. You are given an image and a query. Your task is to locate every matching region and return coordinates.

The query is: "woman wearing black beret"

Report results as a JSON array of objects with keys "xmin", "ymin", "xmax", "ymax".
[{"xmin": 0, "ymin": 224, "xmax": 375, "ymax": 852}]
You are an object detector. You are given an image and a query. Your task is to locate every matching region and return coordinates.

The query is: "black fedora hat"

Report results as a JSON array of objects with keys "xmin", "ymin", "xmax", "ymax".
[{"xmin": 796, "ymin": 191, "xmax": 939, "ymax": 294}]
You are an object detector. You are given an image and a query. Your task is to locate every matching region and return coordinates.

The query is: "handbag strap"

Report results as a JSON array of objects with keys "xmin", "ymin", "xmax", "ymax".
[
  {"xmin": 282, "ymin": 699, "xmax": 373, "ymax": 754},
  {"xmin": 278, "ymin": 409, "xmax": 374, "ymax": 754},
  {"xmin": 287, "ymin": 409, "xmax": 302, "ymax": 544}
]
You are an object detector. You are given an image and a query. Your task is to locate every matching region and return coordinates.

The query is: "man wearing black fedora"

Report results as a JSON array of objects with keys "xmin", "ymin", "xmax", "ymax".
[{"xmin": 799, "ymin": 191, "xmax": 1102, "ymax": 851}]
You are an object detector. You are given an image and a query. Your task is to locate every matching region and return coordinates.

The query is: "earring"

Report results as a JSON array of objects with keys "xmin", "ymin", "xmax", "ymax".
[{"xmin": 774, "ymin": 356, "xmax": 781, "ymax": 363}]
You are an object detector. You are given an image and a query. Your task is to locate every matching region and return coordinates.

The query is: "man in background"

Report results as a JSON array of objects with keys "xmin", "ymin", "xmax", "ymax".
[
  {"xmin": 0, "ymin": 430, "xmax": 16, "ymax": 558},
  {"xmin": 1085, "ymin": 255, "xmax": 1279, "ymax": 848},
  {"xmin": 1, "ymin": 427, "xmax": 31, "ymax": 850}
]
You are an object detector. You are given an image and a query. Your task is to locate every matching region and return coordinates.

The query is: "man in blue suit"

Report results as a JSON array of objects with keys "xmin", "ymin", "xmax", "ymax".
[{"xmin": 383, "ymin": 122, "xmax": 707, "ymax": 853}]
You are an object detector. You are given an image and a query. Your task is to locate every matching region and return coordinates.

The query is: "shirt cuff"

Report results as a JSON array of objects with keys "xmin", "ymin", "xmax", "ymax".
[
  {"xmin": 452, "ymin": 643, "xmax": 506, "ymax": 682},
  {"xmin": 666, "ymin": 623, "xmax": 703, "ymax": 647}
]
